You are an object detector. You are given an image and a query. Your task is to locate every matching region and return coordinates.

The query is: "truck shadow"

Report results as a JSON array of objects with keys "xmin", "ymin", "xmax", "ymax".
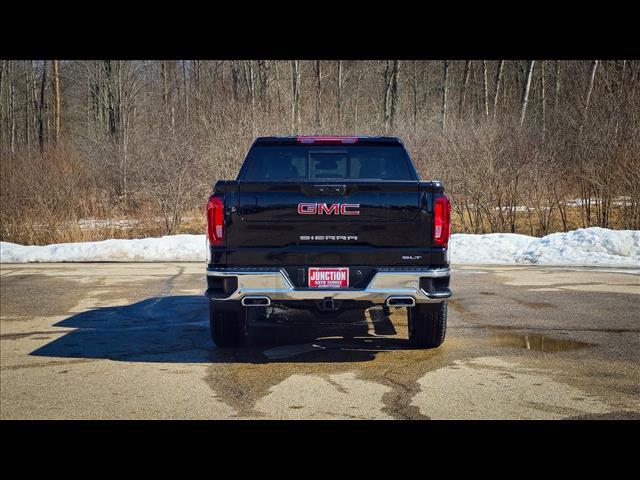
[{"xmin": 30, "ymin": 295, "xmax": 408, "ymax": 364}]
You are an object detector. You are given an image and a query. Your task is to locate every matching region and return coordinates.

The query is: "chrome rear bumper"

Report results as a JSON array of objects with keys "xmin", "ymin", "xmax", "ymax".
[{"xmin": 206, "ymin": 267, "xmax": 451, "ymax": 305}]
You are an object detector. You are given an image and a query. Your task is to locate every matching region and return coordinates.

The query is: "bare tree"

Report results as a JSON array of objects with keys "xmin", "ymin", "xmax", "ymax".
[
  {"xmin": 244, "ymin": 60, "xmax": 256, "ymax": 134},
  {"xmin": 230, "ymin": 61, "xmax": 240, "ymax": 102},
  {"xmin": 257, "ymin": 60, "xmax": 269, "ymax": 109},
  {"xmin": 314, "ymin": 60, "xmax": 322, "ymax": 128},
  {"xmin": 492, "ymin": 60, "xmax": 504, "ymax": 120},
  {"xmin": 540, "ymin": 61, "xmax": 546, "ymax": 135},
  {"xmin": 10, "ymin": 61, "xmax": 16, "ymax": 154},
  {"xmin": 554, "ymin": 60, "xmax": 561, "ymax": 110},
  {"xmin": 482, "ymin": 60, "xmax": 489, "ymax": 117},
  {"xmin": 383, "ymin": 60, "xmax": 400, "ymax": 131},
  {"xmin": 53, "ymin": 60, "xmax": 61, "ymax": 142},
  {"xmin": 459, "ymin": 60, "xmax": 471, "ymax": 117},
  {"xmin": 181, "ymin": 60, "xmax": 190, "ymax": 125},
  {"xmin": 38, "ymin": 61, "xmax": 47, "ymax": 152},
  {"xmin": 2, "ymin": 60, "xmax": 640, "ymax": 244},
  {"xmin": 580, "ymin": 60, "xmax": 599, "ymax": 134},
  {"xmin": 410, "ymin": 61, "xmax": 419, "ymax": 132},
  {"xmin": 519, "ymin": 60, "xmax": 535, "ymax": 128},
  {"xmin": 336, "ymin": 60, "xmax": 343, "ymax": 126},
  {"xmin": 23, "ymin": 61, "xmax": 31, "ymax": 151},
  {"xmin": 441, "ymin": 60, "xmax": 449, "ymax": 132},
  {"xmin": 290, "ymin": 60, "xmax": 300, "ymax": 134}
]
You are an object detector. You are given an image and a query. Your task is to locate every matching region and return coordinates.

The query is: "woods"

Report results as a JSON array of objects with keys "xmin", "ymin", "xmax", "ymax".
[{"xmin": 1, "ymin": 60, "xmax": 639, "ymax": 245}]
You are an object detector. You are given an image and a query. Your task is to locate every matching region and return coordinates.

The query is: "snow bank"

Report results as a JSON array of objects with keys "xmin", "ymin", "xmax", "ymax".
[
  {"xmin": 450, "ymin": 228, "xmax": 640, "ymax": 266},
  {"xmin": 1, "ymin": 228, "xmax": 639, "ymax": 267},
  {"xmin": 0, "ymin": 235, "xmax": 207, "ymax": 263}
]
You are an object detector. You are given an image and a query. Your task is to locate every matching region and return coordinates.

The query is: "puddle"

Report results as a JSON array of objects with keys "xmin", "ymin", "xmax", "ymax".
[
  {"xmin": 487, "ymin": 332, "xmax": 594, "ymax": 352},
  {"xmin": 263, "ymin": 343, "xmax": 327, "ymax": 360}
]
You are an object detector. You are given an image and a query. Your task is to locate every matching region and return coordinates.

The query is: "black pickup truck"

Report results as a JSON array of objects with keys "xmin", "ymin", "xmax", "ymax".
[{"xmin": 205, "ymin": 135, "xmax": 451, "ymax": 348}]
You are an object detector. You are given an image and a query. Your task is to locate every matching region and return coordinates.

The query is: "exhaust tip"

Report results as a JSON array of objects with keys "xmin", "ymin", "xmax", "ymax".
[
  {"xmin": 241, "ymin": 296, "xmax": 271, "ymax": 307},
  {"xmin": 385, "ymin": 296, "xmax": 415, "ymax": 307}
]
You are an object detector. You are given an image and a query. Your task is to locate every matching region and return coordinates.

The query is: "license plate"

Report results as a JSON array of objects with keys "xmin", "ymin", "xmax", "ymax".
[{"xmin": 308, "ymin": 267, "xmax": 349, "ymax": 288}]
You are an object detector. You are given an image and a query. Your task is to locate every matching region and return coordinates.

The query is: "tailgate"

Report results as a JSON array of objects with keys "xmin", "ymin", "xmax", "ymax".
[{"xmin": 228, "ymin": 181, "xmax": 427, "ymax": 248}]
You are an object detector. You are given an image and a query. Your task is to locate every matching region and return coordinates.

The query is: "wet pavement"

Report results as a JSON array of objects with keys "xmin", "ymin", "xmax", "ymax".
[{"xmin": 0, "ymin": 263, "xmax": 639, "ymax": 419}]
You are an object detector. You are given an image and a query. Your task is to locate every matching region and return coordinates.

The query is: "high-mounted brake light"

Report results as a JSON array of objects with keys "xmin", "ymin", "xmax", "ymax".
[
  {"xmin": 206, "ymin": 195, "xmax": 224, "ymax": 246},
  {"xmin": 433, "ymin": 194, "xmax": 451, "ymax": 247},
  {"xmin": 296, "ymin": 136, "xmax": 359, "ymax": 145}
]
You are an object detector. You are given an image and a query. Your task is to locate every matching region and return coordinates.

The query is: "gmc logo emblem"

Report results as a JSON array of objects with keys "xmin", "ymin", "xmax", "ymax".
[{"xmin": 298, "ymin": 203, "xmax": 360, "ymax": 215}]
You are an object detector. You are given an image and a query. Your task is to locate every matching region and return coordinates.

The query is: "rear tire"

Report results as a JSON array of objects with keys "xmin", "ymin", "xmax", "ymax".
[
  {"xmin": 407, "ymin": 301, "xmax": 447, "ymax": 348},
  {"xmin": 209, "ymin": 300, "xmax": 248, "ymax": 347}
]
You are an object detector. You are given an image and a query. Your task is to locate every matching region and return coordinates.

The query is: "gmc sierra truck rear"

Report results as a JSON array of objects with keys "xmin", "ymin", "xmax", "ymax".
[{"xmin": 205, "ymin": 135, "xmax": 452, "ymax": 348}]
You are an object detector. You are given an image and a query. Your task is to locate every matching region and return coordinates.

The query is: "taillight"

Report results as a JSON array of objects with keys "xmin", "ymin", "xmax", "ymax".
[
  {"xmin": 433, "ymin": 194, "xmax": 451, "ymax": 247},
  {"xmin": 206, "ymin": 195, "xmax": 224, "ymax": 246}
]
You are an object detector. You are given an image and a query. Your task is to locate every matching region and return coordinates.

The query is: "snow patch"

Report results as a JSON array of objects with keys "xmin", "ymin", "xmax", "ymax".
[
  {"xmin": 450, "ymin": 227, "xmax": 640, "ymax": 266},
  {"xmin": 0, "ymin": 235, "xmax": 207, "ymax": 263}
]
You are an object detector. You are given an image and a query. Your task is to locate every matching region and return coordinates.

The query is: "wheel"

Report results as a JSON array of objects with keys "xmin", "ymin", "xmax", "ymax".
[
  {"xmin": 209, "ymin": 300, "xmax": 248, "ymax": 347},
  {"xmin": 407, "ymin": 301, "xmax": 447, "ymax": 348}
]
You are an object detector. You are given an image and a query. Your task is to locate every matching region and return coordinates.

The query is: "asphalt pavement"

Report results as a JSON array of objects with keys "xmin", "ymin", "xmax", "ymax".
[{"xmin": 1, "ymin": 263, "xmax": 638, "ymax": 419}]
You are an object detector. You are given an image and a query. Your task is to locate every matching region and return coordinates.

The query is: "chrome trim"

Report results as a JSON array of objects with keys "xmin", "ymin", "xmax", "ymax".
[{"xmin": 207, "ymin": 267, "xmax": 450, "ymax": 304}]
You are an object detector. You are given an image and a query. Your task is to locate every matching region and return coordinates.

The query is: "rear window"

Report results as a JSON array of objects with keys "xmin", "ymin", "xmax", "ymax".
[{"xmin": 240, "ymin": 145, "xmax": 416, "ymax": 181}]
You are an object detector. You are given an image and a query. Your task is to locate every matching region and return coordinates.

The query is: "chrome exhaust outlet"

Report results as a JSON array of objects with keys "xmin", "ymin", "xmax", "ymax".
[
  {"xmin": 241, "ymin": 296, "xmax": 271, "ymax": 307},
  {"xmin": 386, "ymin": 296, "xmax": 416, "ymax": 307}
]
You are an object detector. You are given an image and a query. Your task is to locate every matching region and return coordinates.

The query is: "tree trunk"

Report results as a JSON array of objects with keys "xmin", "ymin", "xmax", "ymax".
[
  {"xmin": 0, "ymin": 61, "xmax": 4, "ymax": 149},
  {"xmin": 580, "ymin": 60, "xmax": 599, "ymax": 135},
  {"xmin": 618, "ymin": 60, "xmax": 626, "ymax": 97},
  {"xmin": 9, "ymin": 61, "xmax": 16, "ymax": 154},
  {"xmin": 540, "ymin": 61, "xmax": 546, "ymax": 135},
  {"xmin": 383, "ymin": 61, "xmax": 391, "ymax": 130},
  {"xmin": 274, "ymin": 61, "xmax": 282, "ymax": 116},
  {"xmin": 554, "ymin": 60, "xmax": 560, "ymax": 110},
  {"xmin": 193, "ymin": 60, "xmax": 200, "ymax": 115},
  {"xmin": 38, "ymin": 60, "xmax": 48, "ymax": 152},
  {"xmin": 314, "ymin": 60, "xmax": 321, "ymax": 128},
  {"xmin": 244, "ymin": 61, "xmax": 256, "ymax": 134},
  {"xmin": 389, "ymin": 60, "xmax": 400, "ymax": 129},
  {"xmin": 230, "ymin": 61, "xmax": 239, "ymax": 102},
  {"xmin": 182, "ymin": 60, "xmax": 189, "ymax": 125},
  {"xmin": 441, "ymin": 60, "xmax": 449, "ymax": 133},
  {"xmin": 519, "ymin": 60, "xmax": 535, "ymax": 128},
  {"xmin": 160, "ymin": 60, "xmax": 170, "ymax": 127},
  {"xmin": 290, "ymin": 60, "xmax": 300, "ymax": 134},
  {"xmin": 482, "ymin": 60, "xmax": 489, "ymax": 117},
  {"xmin": 492, "ymin": 60, "xmax": 504, "ymax": 120},
  {"xmin": 383, "ymin": 60, "xmax": 400, "ymax": 131},
  {"xmin": 459, "ymin": 60, "xmax": 471, "ymax": 117},
  {"xmin": 24, "ymin": 61, "xmax": 31, "ymax": 151},
  {"xmin": 354, "ymin": 70, "xmax": 362, "ymax": 132},
  {"xmin": 336, "ymin": 60, "xmax": 343, "ymax": 126},
  {"xmin": 53, "ymin": 60, "xmax": 61, "ymax": 142},
  {"xmin": 258, "ymin": 60, "xmax": 269, "ymax": 109},
  {"xmin": 412, "ymin": 60, "xmax": 418, "ymax": 132}
]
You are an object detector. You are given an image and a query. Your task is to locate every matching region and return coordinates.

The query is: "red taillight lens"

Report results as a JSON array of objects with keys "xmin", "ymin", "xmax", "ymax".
[
  {"xmin": 433, "ymin": 194, "xmax": 451, "ymax": 247},
  {"xmin": 206, "ymin": 195, "xmax": 224, "ymax": 246}
]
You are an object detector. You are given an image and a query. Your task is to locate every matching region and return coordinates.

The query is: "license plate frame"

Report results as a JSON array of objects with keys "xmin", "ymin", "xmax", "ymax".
[{"xmin": 308, "ymin": 267, "xmax": 349, "ymax": 289}]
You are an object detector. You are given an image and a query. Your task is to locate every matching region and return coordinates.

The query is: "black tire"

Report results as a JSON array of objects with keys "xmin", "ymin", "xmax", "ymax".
[
  {"xmin": 209, "ymin": 300, "xmax": 247, "ymax": 347},
  {"xmin": 407, "ymin": 301, "xmax": 447, "ymax": 348}
]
